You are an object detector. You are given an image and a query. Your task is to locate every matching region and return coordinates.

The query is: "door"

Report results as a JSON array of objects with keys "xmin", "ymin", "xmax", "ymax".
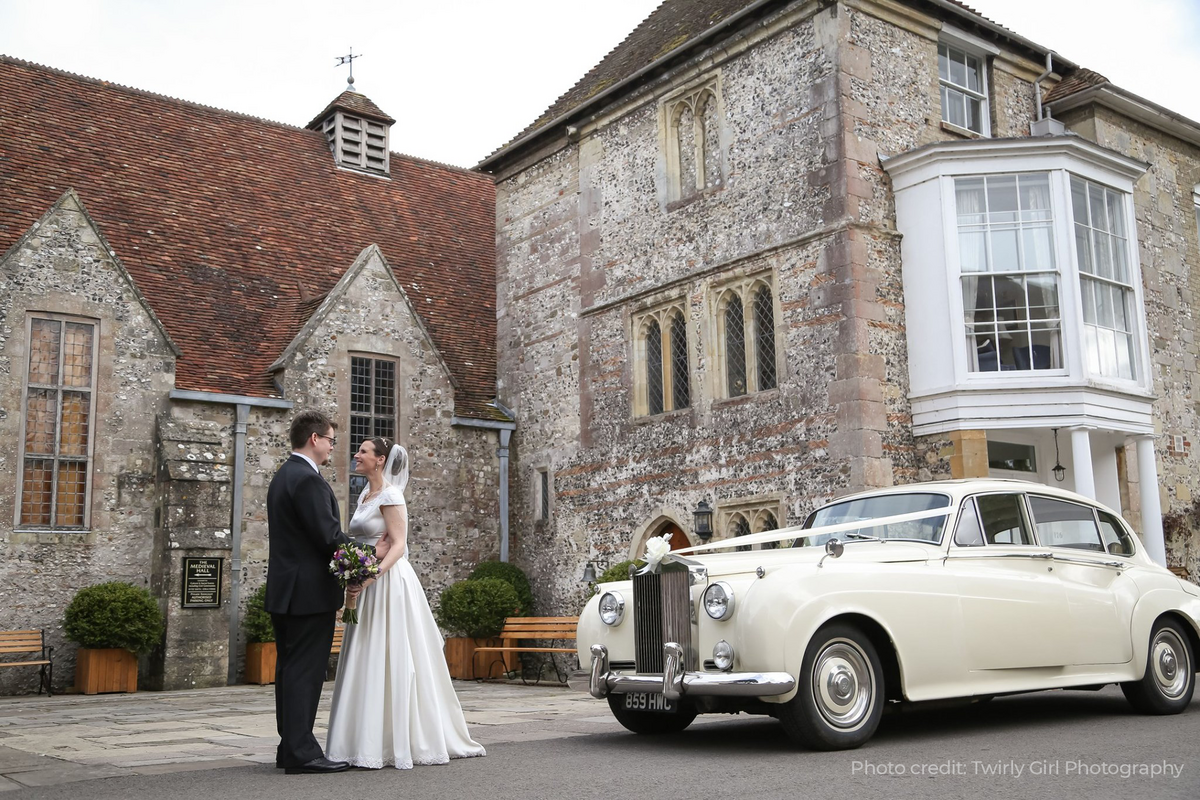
[
  {"xmin": 946, "ymin": 493, "xmax": 1073, "ymax": 669},
  {"xmin": 1025, "ymin": 496, "xmax": 1135, "ymax": 665}
]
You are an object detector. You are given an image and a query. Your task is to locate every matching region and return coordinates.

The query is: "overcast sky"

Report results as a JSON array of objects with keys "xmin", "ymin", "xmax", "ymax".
[{"xmin": 1, "ymin": 0, "xmax": 1197, "ymax": 168}]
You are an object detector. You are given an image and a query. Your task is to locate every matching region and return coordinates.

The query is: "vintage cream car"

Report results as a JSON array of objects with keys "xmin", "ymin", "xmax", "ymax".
[{"xmin": 576, "ymin": 480, "xmax": 1200, "ymax": 750}]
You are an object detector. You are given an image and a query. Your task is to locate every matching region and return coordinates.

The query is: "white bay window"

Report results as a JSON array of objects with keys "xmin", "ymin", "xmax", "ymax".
[
  {"xmin": 956, "ymin": 173, "xmax": 1061, "ymax": 372},
  {"xmin": 882, "ymin": 137, "xmax": 1152, "ymax": 437}
]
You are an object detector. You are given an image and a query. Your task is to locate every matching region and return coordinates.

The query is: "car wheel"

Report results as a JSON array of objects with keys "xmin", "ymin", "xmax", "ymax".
[
  {"xmin": 779, "ymin": 623, "xmax": 884, "ymax": 750},
  {"xmin": 1121, "ymin": 618, "xmax": 1195, "ymax": 715},
  {"xmin": 606, "ymin": 694, "xmax": 697, "ymax": 734}
]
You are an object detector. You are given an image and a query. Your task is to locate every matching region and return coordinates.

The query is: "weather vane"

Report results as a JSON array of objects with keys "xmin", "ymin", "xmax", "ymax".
[{"xmin": 335, "ymin": 48, "xmax": 363, "ymax": 90}]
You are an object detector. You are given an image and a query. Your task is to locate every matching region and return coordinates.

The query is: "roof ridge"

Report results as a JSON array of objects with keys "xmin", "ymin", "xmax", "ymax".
[{"xmin": 0, "ymin": 53, "xmax": 314, "ymax": 134}]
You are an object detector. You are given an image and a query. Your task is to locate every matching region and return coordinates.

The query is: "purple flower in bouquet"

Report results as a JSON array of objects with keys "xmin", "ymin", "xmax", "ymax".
[{"xmin": 328, "ymin": 542, "xmax": 380, "ymax": 624}]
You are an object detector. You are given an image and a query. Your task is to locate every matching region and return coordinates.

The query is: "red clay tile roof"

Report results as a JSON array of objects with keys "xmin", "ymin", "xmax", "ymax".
[
  {"xmin": 0, "ymin": 55, "xmax": 499, "ymax": 419},
  {"xmin": 1042, "ymin": 68, "xmax": 1109, "ymax": 105},
  {"xmin": 306, "ymin": 88, "xmax": 397, "ymax": 128}
]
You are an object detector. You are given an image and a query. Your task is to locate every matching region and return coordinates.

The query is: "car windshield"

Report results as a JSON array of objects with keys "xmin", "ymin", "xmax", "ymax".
[{"xmin": 796, "ymin": 492, "xmax": 951, "ymax": 545}]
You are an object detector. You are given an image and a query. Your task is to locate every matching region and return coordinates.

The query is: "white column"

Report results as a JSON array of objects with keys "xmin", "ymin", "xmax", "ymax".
[
  {"xmin": 1135, "ymin": 435, "xmax": 1167, "ymax": 567},
  {"xmin": 1069, "ymin": 427, "xmax": 1096, "ymax": 500}
]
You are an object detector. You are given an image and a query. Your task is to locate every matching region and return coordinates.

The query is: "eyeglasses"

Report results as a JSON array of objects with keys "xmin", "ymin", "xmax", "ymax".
[{"xmin": 316, "ymin": 434, "xmax": 338, "ymax": 446}]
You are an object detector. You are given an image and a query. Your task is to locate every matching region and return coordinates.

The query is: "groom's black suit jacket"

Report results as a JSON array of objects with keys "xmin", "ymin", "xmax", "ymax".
[{"xmin": 265, "ymin": 455, "xmax": 348, "ymax": 615}]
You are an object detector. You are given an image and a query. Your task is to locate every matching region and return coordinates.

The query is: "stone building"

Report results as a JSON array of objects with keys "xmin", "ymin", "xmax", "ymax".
[
  {"xmin": 0, "ymin": 58, "xmax": 506, "ymax": 692},
  {"xmin": 480, "ymin": 0, "xmax": 1200, "ymax": 614}
]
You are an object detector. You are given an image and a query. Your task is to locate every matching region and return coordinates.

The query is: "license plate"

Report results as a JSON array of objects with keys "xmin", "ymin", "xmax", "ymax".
[{"xmin": 623, "ymin": 692, "xmax": 676, "ymax": 713}]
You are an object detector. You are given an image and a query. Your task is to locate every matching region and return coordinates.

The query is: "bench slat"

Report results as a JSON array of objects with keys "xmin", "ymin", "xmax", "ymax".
[{"xmin": 0, "ymin": 660, "xmax": 52, "ymax": 667}]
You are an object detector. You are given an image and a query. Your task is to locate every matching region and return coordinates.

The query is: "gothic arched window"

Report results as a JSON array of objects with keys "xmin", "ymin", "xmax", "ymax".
[
  {"xmin": 753, "ymin": 285, "xmax": 777, "ymax": 391},
  {"xmin": 716, "ymin": 277, "xmax": 779, "ymax": 399},
  {"xmin": 633, "ymin": 304, "xmax": 691, "ymax": 417},
  {"xmin": 645, "ymin": 319, "xmax": 664, "ymax": 416},
  {"xmin": 664, "ymin": 80, "xmax": 723, "ymax": 203}
]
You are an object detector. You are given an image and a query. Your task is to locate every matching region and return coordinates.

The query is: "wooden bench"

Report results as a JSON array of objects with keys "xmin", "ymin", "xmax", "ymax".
[
  {"xmin": 472, "ymin": 616, "xmax": 578, "ymax": 684},
  {"xmin": 0, "ymin": 629, "xmax": 54, "ymax": 696},
  {"xmin": 330, "ymin": 625, "xmax": 345, "ymax": 656}
]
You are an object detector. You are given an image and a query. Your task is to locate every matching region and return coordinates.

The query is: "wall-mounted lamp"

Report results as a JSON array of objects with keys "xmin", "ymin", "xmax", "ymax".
[
  {"xmin": 693, "ymin": 499, "xmax": 714, "ymax": 542},
  {"xmin": 1052, "ymin": 428, "xmax": 1066, "ymax": 482},
  {"xmin": 582, "ymin": 562, "xmax": 597, "ymax": 583}
]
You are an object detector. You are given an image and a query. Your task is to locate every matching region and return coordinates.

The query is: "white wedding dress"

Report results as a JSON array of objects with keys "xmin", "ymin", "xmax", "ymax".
[{"xmin": 325, "ymin": 486, "xmax": 486, "ymax": 768}]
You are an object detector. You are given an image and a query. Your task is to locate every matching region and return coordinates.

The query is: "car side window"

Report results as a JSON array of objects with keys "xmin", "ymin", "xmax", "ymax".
[
  {"xmin": 1097, "ymin": 511, "xmax": 1136, "ymax": 556},
  {"xmin": 953, "ymin": 498, "xmax": 985, "ymax": 547},
  {"xmin": 1027, "ymin": 495, "xmax": 1104, "ymax": 551},
  {"xmin": 975, "ymin": 493, "xmax": 1034, "ymax": 545}
]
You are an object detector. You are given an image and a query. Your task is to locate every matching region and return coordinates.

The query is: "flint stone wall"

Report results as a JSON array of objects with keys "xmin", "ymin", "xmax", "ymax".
[{"xmin": 0, "ymin": 193, "xmax": 175, "ymax": 694}]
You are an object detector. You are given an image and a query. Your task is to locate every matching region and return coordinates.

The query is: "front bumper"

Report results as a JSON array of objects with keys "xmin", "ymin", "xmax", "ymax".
[{"xmin": 583, "ymin": 643, "xmax": 796, "ymax": 701}]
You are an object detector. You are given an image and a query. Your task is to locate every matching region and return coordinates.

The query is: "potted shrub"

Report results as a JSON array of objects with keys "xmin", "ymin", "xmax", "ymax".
[
  {"xmin": 468, "ymin": 561, "xmax": 534, "ymax": 617},
  {"xmin": 436, "ymin": 578, "xmax": 519, "ymax": 679},
  {"xmin": 64, "ymin": 581, "xmax": 163, "ymax": 694},
  {"xmin": 243, "ymin": 583, "xmax": 276, "ymax": 685}
]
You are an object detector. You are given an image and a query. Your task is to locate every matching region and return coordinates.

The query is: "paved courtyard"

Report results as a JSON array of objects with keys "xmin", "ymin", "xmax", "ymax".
[{"xmin": 0, "ymin": 679, "xmax": 629, "ymax": 790}]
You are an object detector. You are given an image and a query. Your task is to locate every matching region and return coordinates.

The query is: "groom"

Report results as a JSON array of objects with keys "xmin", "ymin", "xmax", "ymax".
[{"xmin": 265, "ymin": 410, "xmax": 351, "ymax": 775}]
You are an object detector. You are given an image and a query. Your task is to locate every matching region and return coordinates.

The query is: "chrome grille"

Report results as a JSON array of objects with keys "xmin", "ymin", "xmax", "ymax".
[{"xmin": 633, "ymin": 562, "xmax": 694, "ymax": 672}]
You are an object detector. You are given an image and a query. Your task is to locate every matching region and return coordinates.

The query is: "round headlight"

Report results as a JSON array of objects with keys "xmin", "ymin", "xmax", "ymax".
[
  {"xmin": 703, "ymin": 581, "xmax": 735, "ymax": 620},
  {"xmin": 598, "ymin": 591, "xmax": 625, "ymax": 626},
  {"xmin": 713, "ymin": 640, "xmax": 735, "ymax": 671}
]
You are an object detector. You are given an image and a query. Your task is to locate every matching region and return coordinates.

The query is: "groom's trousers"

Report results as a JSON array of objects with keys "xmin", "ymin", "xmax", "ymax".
[{"xmin": 272, "ymin": 611, "xmax": 337, "ymax": 767}]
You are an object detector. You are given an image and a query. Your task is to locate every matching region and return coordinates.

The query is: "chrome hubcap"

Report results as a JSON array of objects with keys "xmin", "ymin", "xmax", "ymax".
[
  {"xmin": 1151, "ymin": 629, "xmax": 1189, "ymax": 699},
  {"xmin": 812, "ymin": 639, "xmax": 874, "ymax": 730}
]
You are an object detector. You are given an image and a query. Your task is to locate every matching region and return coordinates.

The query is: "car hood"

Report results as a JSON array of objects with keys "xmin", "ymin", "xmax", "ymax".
[{"xmin": 685, "ymin": 541, "xmax": 943, "ymax": 578}]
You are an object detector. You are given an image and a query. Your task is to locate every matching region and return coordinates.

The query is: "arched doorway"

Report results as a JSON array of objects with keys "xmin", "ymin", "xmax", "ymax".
[
  {"xmin": 630, "ymin": 514, "xmax": 693, "ymax": 559},
  {"xmin": 657, "ymin": 521, "xmax": 690, "ymax": 551}
]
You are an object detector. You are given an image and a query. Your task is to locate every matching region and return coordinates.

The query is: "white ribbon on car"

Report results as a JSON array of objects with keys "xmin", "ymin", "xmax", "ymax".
[{"xmin": 671, "ymin": 506, "xmax": 954, "ymax": 556}]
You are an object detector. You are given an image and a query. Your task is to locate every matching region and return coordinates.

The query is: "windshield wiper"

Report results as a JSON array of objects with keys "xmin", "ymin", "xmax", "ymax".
[{"xmin": 843, "ymin": 532, "xmax": 881, "ymax": 541}]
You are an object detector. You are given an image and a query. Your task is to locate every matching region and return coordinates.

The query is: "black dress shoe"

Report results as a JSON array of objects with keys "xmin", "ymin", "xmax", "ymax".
[{"xmin": 284, "ymin": 756, "xmax": 351, "ymax": 774}]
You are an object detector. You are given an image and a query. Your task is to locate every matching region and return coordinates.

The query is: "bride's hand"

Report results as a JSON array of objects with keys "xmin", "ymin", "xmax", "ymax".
[{"xmin": 374, "ymin": 538, "xmax": 391, "ymax": 560}]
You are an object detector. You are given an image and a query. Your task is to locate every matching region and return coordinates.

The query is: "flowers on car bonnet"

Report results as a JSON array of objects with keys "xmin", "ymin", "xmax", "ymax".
[{"xmin": 644, "ymin": 535, "xmax": 671, "ymax": 571}]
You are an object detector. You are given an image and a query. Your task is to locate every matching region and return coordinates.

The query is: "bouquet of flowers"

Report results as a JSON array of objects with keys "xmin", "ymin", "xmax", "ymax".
[{"xmin": 329, "ymin": 542, "xmax": 380, "ymax": 624}]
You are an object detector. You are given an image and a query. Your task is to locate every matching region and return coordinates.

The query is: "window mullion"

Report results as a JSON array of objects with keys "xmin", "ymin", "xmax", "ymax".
[{"xmin": 661, "ymin": 317, "xmax": 673, "ymax": 412}]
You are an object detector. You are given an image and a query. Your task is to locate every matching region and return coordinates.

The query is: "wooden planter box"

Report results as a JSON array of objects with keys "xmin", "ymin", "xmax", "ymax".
[
  {"xmin": 245, "ymin": 642, "xmax": 277, "ymax": 685},
  {"xmin": 75, "ymin": 648, "xmax": 137, "ymax": 694},
  {"xmin": 444, "ymin": 636, "xmax": 517, "ymax": 680}
]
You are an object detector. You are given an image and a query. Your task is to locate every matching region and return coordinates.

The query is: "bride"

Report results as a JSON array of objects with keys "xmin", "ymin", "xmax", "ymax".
[{"xmin": 325, "ymin": 437, "xmax": 485, "ymax": 769}]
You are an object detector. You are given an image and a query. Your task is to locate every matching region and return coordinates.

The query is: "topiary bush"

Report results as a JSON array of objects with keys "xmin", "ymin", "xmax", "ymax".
[
  {"xmin": 597, "ymin": 560, "xmax": 642, "ymax": 584},
  {"xmin": 436, "ymin": 578, "xmax": 519, "ymax": 639},
  {"xmin": 243, "ymin": 583, "xmax": 274, "ymax": 644},
  {"xmin": 468, "ymin": 560, "xmax": 534, "ymax": 616},
  {"xmin": 64, "ymin": 582, "xmax": 164, "ymax": 655}
]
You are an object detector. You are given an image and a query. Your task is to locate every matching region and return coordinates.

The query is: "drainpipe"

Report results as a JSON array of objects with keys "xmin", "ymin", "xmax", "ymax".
[
  {"xmin": 227, "ymin": 403, "xmax": 249, "ymax": 684},
  {"xmin": 499, "ymin": 428, "xmax": 512, "ymax": 562},
  {"xmin": 451, "ymin": 412, "xmax": 518, "ymax": 563},
  {"xmin": 1034, "ymin": 52, "xmax": 1054, "ymax": 121}
]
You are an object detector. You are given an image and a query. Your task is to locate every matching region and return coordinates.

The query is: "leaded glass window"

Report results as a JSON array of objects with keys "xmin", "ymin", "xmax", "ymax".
[
  {"xmin": 732, "ymin": 514, "xmax": 751, "ymax": 552},
  {"xmin": 19, "ymin": 316, "xmax": 96, "ymax": 529},
  {"xmin": 670, "ymin": 313, "xmax": 689, "ymax": 410},
  {"xmin": 725, "ymin": 295, "xmax": 747, "ymax": 397},
  {"xmin": 646, "ymin": 319, "xmax": 664, "ymax": 416},
  {"xmin": 753, "ymin": 287, "xmax": 776, "ymax": 391},
  {"xmin": 349, "ymin": 356, "xmax": 396, "ymax": 515}
]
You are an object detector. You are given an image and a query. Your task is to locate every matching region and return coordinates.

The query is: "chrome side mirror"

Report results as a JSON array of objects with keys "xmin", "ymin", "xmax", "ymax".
[{"xmin": 818, "ymin": 538, "xmax": 844, "ymax": 569}]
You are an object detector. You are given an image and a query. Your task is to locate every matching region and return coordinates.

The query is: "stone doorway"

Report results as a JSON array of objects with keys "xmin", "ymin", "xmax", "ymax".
[{"xmin": 657, "ymin": 521, "xmax": 690, "ymax": 551}]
